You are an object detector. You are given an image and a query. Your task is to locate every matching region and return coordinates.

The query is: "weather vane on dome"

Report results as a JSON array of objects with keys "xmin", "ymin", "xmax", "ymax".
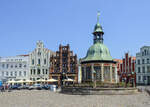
[{"xmin": 97, "ymin": 11, "xmax": 100, "ymax": 23}]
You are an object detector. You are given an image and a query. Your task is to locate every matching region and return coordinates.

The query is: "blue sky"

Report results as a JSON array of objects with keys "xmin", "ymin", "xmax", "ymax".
[{"xmin": 0, "ymin": 0, "xmax": 150, "ymax": 59}]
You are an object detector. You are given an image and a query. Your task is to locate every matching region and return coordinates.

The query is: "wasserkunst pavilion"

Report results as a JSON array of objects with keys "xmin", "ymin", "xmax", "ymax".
[{"xmin": 81, "ymin": 13, "xmax": 119, "ymax": 83}]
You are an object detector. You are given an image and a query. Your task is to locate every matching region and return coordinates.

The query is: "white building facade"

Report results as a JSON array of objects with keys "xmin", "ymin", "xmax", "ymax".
[
  {"xmin": 29, "ymin": 41, "xmax": 54, "ymax": 81},
  {"xmin": 0, "ymin": 55, "xmax": 29, "ymax": 81},
  {"xmin": 136, "ymin": 46, "xmax": 150, "ymax": 85}
]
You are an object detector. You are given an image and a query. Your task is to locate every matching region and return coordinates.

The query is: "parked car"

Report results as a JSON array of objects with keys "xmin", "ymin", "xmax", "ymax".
[
  {"xmin": 18, "ymin": 85, "xmax": 29, "ymax": 90},
  {"xmin": 35, "ymin": 84, "xmax": 42, "ymax": 90},
  {"xmin": 42, "ymin": 84, "xmax": 50, "ymax": 90},
  {"xmin": 28, "ymin": 84, "xmax": 42, "ymax": 90},
  {"xmin": 11, "ymin": 85, "xmax": 20, "ymax": 90},
  {"xmin": 28, "ymin": 85, "xmax": 35, "ymax": 90}
]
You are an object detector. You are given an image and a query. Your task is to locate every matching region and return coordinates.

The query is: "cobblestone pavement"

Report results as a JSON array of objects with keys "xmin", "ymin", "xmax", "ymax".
[{"xmin": 0, "ymin": 90, "xmax": 150, "ymax": 107}]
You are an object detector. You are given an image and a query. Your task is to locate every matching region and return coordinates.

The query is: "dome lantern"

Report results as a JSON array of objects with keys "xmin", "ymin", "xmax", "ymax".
[{"xmin": 93, "ymin": 12, "xmax": 104, "ymax": 44}]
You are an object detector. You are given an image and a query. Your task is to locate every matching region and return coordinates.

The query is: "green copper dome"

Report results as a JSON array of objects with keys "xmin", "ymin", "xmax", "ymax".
[
  {"xmin": 81, "ymin": 12, "xmax": 113, "ymax": 63},
  {"xmin": 82, "ymin": 42, "xmax": 113, "ymax": 62}
]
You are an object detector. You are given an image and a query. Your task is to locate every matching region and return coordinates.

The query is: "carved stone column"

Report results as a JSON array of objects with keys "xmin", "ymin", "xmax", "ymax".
[
  {"xmin": 91, "ymin": 64, "xmax": 94, "ymax": 82},
  {"xmin": 101, "ymin": 64, "xmax": 104, "ymax": 82},
  {"xmin": 110, "ymin": 64, "xmax": 113, "ymax": 82},
  {"xmin": 84, "ymin": 65, "xmax": 86, "ymax": 81},
  {"xmin": 115, "ymin": 65, "xmax": 118, "ymax": 83}
]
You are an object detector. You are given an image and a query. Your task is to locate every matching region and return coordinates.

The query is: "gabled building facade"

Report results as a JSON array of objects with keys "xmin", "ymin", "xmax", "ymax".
[
  {"xmin": 29, "ymin": 41, "xmax": 54, "ymax": 81},
  {"xmin": 119, "ymin": 53, "xmax": 136, "ymax": 84},
  {"xmin": 50, "ymin": 44, "xmax": 78, "ymax": 85}
]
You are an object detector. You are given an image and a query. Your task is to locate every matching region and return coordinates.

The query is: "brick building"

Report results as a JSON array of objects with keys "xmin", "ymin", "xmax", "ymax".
[
  {"xmin": 49, "ymin": 44, "xmax": 78, "ymax": 85},
  {"xmin": 119, "ymin": 53, "xmax": 136, "ymax": 85}
]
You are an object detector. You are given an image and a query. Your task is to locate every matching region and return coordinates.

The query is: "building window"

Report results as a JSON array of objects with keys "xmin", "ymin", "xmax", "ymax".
[
  {"xmin": 37, "ymin": 69, "xmax": 40, "ymax": 74},
  {"xmin": 15, "ymin": 71, "xmax": 17, "ymax": 76},
  {"xmin": 19, "ymin": 64, "xmax": 22, "ymax": 68},
  {"xmin": 142, "ymin": 59, "xmax": 145, "ymax": 64},
  {"xmin": 137, "ymin": 59, "xmax": 140, "ymax": 64},
  {"xmin": 44, "ymin": 59, "xmax": 46, "ymax": 65},
  {"xmin": 24, "ymin": 71, "xmax": 26, "ymax": 76},
  {"xmin": 11, "ymin": 65, "xmax": 13, "ymax": 68},
  {"xmin": 138, "ymin": 76, "xmax": 141, "ymax": 81},
  {"xmin": 19, "ymin": 71, "xmax": 22, "ymax": 76},
  {"xmin": 24, "ymin": 65, "xmax": 27, "ymax": 68},
  {"xmin": 43, "ymin": 69, "xmax": 44, "ymax": 74},
  {"xmin": 31, "ymin": 69, "xmax": 33, "ymax": 75},
  {"xmin": 142, "ymin": 66, "xmax": 145, "ymax": 73},
  {"xmin": 142, "ymin": 52, "xmax": 144, "ymax": 56},
  {"xmin": 6, "ymin": 72, "xmax": 8, "ymax": 76},
  {"xmin": 144, "ymin": 49, "xmax": 147, "ymax": 56},
  {"xmin": 19, "ymin": 59, "xmax": 22, "ymax": 61},
  {"xmin": 34, "ymin": 69, "xmax": 36, "ymax": 75},
  {"xmin": 10, "ymin": 72, "xmax": 13, "ymax": 76},
  {"xmin": 45, "ymin": 69, "xmax": 48, "ymax": 74},
  {"xmin": 15, "ymin": 65, "xmax": 17, "ymax": 68},
  {"xmin": 38, "ymin": 52, "xmax": 41, "ymax": 56},
  {"xmin": 138, "ymin": 67, "xmax": 141, "ymax": 73},
  {"xmin": 38, "ymin": 59, "xmax": 40, "ymax": 65},
  {"xmin": 33, "ymin": 78, "xmax": 35, "ymax": 81},
  {"xmin": 2, "ymin": 64, "xmax": 5, "ymax": 68},
  {"xmin": 147, "ymin": 66, "xmax": 150, "ymax": 73},
  {"xmin": 147, "ymin": 59, "xmax": 150, "ymax": 64},
  {"xmin": 32, "ymin": 59, "xmax": 34, "ymax": 65},
  {"xmin": 6, "ymin": 64, "xmax": 9, "ymax": 68},
  {"xmin": 143, "ymin": 76, "xmax": 146, "ymax": 82}
]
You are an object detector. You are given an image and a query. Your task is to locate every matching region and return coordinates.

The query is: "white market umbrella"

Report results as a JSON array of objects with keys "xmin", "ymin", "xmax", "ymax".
[
  {"xmin": 63, "ymin": 78, "xmax": 74, "ymax": 82},
  {"xmin": 36, "ymin": 79, "xmax": 46, "ymax": 82},
  {"xmin": 46, "ymin": 78, "xmax": 58, "ymax": 82},
  {"xmin": 16, "ymin": 80, "xmax": 24, "ymax": 83},
  {"xmin": 24, "ymin": 80, "xmax": 33, "ymax": 83},
  {"xmin": 8, "ymin": 80, "xmax": 17, "ymax": 83}
]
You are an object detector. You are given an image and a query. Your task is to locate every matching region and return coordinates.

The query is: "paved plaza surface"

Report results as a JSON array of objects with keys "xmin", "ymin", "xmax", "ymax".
[{"xmin": 0, "ymin": 89, "xmax": 150, "ymax": 107}]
